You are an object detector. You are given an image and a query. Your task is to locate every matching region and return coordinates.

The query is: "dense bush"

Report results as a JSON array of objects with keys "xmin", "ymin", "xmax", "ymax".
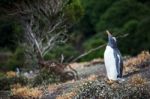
[
  {"xmin": 64, "ymin": 0, "xmax": 84, "ymax": 23},
  {"xmin": 0, "ymin": 47, "xmax": 25, "ymax": 71},
  {"xmin": 7, "ymin": 47, "xmax": 25, "ymax": 70},
  {"xmin": 0, "ymin": 72, "xmax": 6, "ymax": 78},
  {"xmin": 0, "ymin": 18, "xmax": 23, "ymax": 51},
  {"xmin": 44, "ymin": 44, "xmax": 78, "ymax": 62},
  {"xmin": 73, "ymin": 0, "xmax": 150, "ymax": 57},
  {"xmin": 0, "ymin": 69, "xmax": 61, "ymax": 90},
  {"xmin": 31, "ymin": 69, "xmax": 61, "ymax": 87},
  {"xmin": 0, "ymin": 76, "xmax": 28, "ymax": 90},
  {"xmin": 81, "ymin": 34, "xmax": 106, "ymax": 61}
]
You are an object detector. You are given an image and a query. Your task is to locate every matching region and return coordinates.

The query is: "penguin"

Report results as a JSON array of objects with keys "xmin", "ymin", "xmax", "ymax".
[{"xmin": 104, "ymin": 30, "xmax": 123, "ymax": 81}]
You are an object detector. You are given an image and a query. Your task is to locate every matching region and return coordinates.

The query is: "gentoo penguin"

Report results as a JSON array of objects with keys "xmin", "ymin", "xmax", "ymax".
[{"xmin": 104, "ymin": 30, "xmax": 123, "ymax": 81}]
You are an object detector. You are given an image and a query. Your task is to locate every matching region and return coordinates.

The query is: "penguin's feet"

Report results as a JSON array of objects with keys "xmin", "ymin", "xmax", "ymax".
[
  {"xmin": 117, "ymin": 78, "xmax": 126, "ymax": 83},
  {"xmin": 106, "ymin": 79, "xmax": 118, "ymax": 85}
]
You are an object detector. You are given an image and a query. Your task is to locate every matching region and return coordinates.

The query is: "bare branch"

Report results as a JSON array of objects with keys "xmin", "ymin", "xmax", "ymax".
[
  {"xmin": 72, "ymin": 44, "xmax": 107, "ymax": 62},
  {"xmin": 17, "ymin": 0, "xmax": 69, "ymax": 61},
  {"xmin": 72, "ymin": 30, "xmax": 129, "ymax": 62}
]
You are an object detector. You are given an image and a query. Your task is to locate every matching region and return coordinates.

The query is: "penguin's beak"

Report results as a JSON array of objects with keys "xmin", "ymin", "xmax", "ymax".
[{"xmin": 106, "ymin": 30, "xmax": 111, "ymax": 36}]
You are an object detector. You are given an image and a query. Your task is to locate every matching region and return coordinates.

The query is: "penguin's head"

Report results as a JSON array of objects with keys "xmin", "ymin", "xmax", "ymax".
[{"xmin": 106, "ymin": 30, "xmax": 117, "ymax": 48}]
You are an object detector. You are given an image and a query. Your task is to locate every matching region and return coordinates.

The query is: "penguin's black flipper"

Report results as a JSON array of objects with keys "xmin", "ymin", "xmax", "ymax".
[{"xmin": 113, "ymin": 49, "xmax": 123, "ymax": 78}]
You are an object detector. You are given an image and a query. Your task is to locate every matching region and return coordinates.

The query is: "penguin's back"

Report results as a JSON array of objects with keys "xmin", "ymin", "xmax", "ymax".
[{"xmin": 104, "ymin": 46, "xmax": 118, "ymax": 80}]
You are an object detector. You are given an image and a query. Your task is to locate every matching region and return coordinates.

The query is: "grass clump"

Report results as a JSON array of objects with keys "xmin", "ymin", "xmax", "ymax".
[
  {"xmin": 125, "ymin": 51, "xmax": 150, "ymax": 70},
  {"xmin": 11, "ymin": 85, "xmax": 42, "ymax": 99}
]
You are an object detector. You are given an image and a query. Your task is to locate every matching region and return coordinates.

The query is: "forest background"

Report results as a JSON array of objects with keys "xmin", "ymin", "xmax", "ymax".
[{"xmin": 0, "ymin": 0, "xmax": 150, "ymax": 70}]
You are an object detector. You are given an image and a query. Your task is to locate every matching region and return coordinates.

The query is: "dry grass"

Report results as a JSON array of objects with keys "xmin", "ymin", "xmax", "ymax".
[
  {"xmin": 56, "ymin": 92, "xmax": 77, "ymax": 99},
  {"xmin": 11, "ymin": 83, "xmax": 22, "ymax": 89},
  {"xmin": 87, "ymin": 74, "xmax": 97, "ymax": 81},
  {"xmin": 6, "ymin": 71, "xmax": 16, "ymax": 78},
  {"xmin": 68, "ymin": 58, "xmax": 104, "ymax": 69},
  {"xmin": 48, "ymin": 84, "xmax": 59, "ymax": 92},
  {"xmin": 68, "ymin": 62, "xmax": 88, "ymax": 69},
  {"xmin": 88, "ymin": 58, "xmax": 104, "ymax": 65},
  {"xmin": 11, "ymin": 86, "xmax": 42, "ymax": 98},
  {"xmin": 129, "ymin": 74, "xmax": 147, "ymax": 86},
  {"xmin": 124, "ymin": 51, "xmax": 150, "ymax": 72}
]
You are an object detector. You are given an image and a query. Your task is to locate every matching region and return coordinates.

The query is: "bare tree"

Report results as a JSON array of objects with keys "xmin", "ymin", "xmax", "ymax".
[
  {"xmin": 10, "ymin": 0, "xmax": 69, "ymax": 63},
  {"xmin": 0, "ymin": 0, "xmax": 79, "ymax": 80}
]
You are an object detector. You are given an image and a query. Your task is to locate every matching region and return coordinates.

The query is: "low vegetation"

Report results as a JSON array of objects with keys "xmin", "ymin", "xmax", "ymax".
[
  {"xmin": 11, "ymin": 85, "xmax": 42, "ymax": 99},
  {"xmin": 74, "ymin": 77, "xmax": 150, "ymax": 99},
  {"xmin": 124, "ymin": 51, "xmax": 150, "ymax": 74},
  {"xmin": 0, "ymin": 50, "xmax": 150, "ymax": 98}
]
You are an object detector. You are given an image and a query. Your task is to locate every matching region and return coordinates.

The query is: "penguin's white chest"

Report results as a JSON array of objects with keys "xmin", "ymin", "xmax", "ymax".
[{"xmin": 104, "ymin": 46, "xmax": 118, "ymax": 80}]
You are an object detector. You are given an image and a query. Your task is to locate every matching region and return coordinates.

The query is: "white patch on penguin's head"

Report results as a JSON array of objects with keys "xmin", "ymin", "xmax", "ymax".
[
  {"xmin": 108, "ymin": 36, "xmax": 117, "ymax": 48},
  {"xmin": 112, "ymin": 37, "xmax": 117, "ymax": 42}
]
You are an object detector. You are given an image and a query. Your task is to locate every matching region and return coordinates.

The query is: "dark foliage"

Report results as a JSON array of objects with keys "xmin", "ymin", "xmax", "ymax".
[{"xmin": 0, "ymin": 76, "xmax": 28, "ymax": 90}]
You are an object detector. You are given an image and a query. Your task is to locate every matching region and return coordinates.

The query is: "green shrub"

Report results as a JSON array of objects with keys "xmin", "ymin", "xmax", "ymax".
[
  {"xmin": 81, "ymin": 34, "xmax": 106, "ymax": 61},
  {"xmin": 44, "ymin": 44, "xmax": 78, "ymax": 62},
  {"xmin": 0, "ymin": 76, "xmax": 28, "ymax": 90},
  {"xmin": 31, "ymin": 69, "xmax": 60, "ymax": 87},
  {"xmin": 0, "ymin": 72, "xmax": 6, "ymax": 78},
  {"xmin": 7, "ymin": 47, "xmax": 25, "ymax": 70},
  {"xmin": 64, "ymin": 0, "xmax": 84, "ymax": 23}
]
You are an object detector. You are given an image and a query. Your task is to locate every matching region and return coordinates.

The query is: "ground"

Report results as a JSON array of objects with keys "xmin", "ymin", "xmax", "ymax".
[
  {"xmin": 1, "ymin": 51, "xmax": 150, "ymax": 99},
  {"xmin": 43, "ymin": 59, "xmax": 150, "ymax": 99},
  {"xmin": 43, "ymin": 63, "xmax": 106, "ymax": 99}
]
